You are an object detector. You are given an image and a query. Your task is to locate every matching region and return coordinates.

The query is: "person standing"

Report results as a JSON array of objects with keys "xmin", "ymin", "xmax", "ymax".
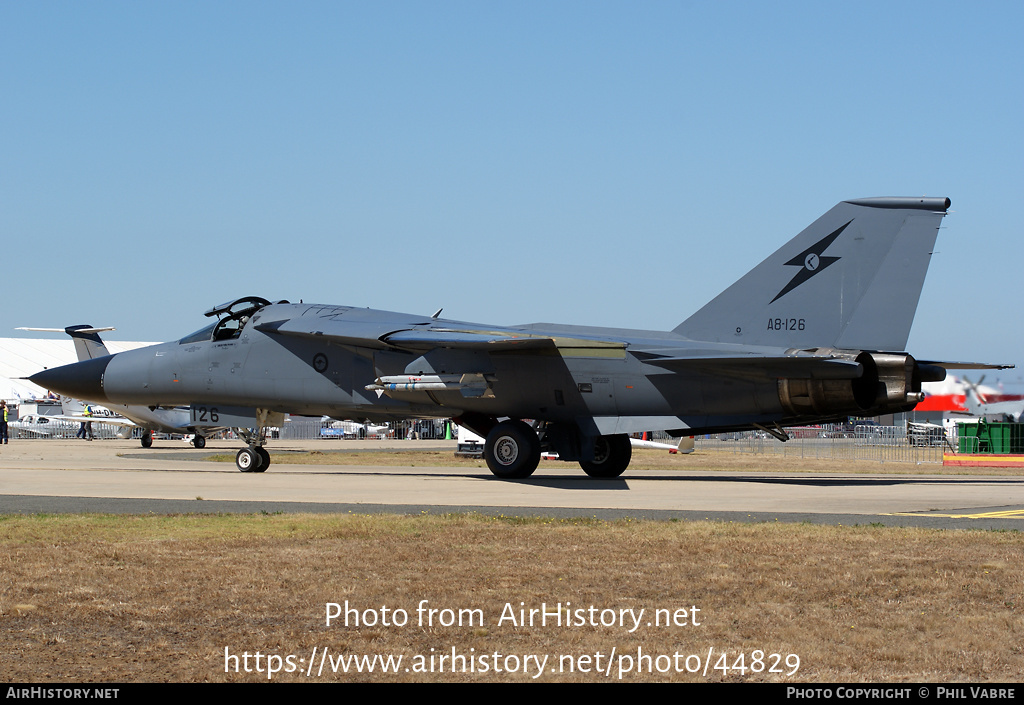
[
  {"xmin": 78, "ymin": 403, "xmax": 95, "ymax": 441},
  {"xmin": 0, "ymin": 401, "xmax": 8, "ymax": 444}
]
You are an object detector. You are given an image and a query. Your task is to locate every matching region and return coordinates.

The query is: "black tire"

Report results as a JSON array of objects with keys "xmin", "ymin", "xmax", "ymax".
[
  {"xmin": 236, "ymin": 447, "xmax": 263, "ymax": 473},
  {"xmin": 254, "ymin": 447, "xmax": 271, "ymax": 472},
  {"xmin": 193, "ymin": 435, "xmax": 207, "ymax": 449},
  {"xmin": 141, "ymin": 431, "xmax": 153, "ymax": 448},
  {"xmin": 484, "ymin": 420, "xmax": 540, "ymax": 479},
  {"xmin": 580, "ymin": 434, "xmax": 632, "ymax": 478}
]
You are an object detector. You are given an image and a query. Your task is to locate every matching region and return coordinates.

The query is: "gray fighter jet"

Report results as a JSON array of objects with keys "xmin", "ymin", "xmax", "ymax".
[{"xmin": 30, "ymin": 197, "xmax": 1009, "ymax": 477}]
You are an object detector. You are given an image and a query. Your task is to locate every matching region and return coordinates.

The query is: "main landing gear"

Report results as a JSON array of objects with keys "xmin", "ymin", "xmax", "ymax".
[
  {"xmin": 579, "ymin": 434, "xmax": 631, "ymax": 478},
  {"xmin": 484, "ymin": 420, "xmax": 541, "ymax": 479},
  {"xmin": 471, "ymin": 417, "xmax": 633, "ymax": 480}
]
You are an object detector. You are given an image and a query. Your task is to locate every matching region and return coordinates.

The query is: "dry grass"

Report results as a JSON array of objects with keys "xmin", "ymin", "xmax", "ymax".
[{"xmin": 2, "ymin": 513, "xmax": 1022, "ymax": 682}]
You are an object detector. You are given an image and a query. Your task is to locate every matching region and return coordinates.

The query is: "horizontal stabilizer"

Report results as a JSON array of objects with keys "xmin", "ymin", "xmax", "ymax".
[
  {"xmin": 17, "ymin": 326, "xmax": 116, "ymax": 335},
  {"xmin": 17, "ymin": 325, "xmax": 114, "ymax": 361},
  {"xmin": 917, "ymin": 360, "xmax": 1015, "ymax": 370}
]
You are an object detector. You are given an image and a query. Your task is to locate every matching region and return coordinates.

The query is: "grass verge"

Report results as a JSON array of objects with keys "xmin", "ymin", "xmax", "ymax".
[{"xmin": 2, "ymin": 512, "xmax": 1022, "ymax": 682}]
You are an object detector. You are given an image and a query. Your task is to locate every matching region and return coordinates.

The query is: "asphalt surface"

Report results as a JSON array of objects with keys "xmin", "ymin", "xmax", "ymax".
[{"xmin": 2, "ymin": 438, "xmax": 1024, "ymax": 529}]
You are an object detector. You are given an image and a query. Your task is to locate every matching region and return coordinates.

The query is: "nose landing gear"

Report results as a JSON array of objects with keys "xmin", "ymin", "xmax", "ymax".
[
  {"xmin": 233, "ymin": 425, "xmax": 272, "ymax": 473},
  {"xmin": 235, "ymin": 445, "xmax": 270, "ymax": 473}
]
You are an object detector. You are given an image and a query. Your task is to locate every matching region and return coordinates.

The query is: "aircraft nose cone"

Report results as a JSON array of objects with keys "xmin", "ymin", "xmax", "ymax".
[{"xmin": 29, "ymin": 355, "xmax": 114, "ymax": 402}]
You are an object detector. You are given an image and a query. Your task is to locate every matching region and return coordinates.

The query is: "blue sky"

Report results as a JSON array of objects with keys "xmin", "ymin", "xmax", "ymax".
[{"xmin": 3, "ymin": 2, "xmax": 1022, "ymax": 386}]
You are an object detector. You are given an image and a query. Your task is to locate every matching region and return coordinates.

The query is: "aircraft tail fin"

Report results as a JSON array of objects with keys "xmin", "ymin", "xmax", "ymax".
[
  {"xmin": 17, "ymin": 325, "xmax": 114, "ymax": 361},
  {"xmin": 64, "ymin": 325, "xmax": 113, "ymax": 361},
  {"xmin": 673, "ymin": 197, "xmax": 950, "ymax": 351}
]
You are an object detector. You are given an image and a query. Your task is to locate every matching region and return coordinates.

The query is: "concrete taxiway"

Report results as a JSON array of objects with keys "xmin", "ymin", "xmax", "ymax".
[{"xmin": 2, "ymin": 439, "xmax": 1024, "ymax": 529}]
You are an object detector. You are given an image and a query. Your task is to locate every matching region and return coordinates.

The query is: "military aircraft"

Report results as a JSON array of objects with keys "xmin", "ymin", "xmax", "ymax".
[{"xmin": 30, "ymin": 197, "xmax": 1010, "ymax": 477}]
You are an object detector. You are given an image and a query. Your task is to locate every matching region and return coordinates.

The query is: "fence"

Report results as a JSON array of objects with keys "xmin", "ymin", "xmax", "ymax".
[
  {"xmin": 694, "ymin": 424, "xmax": 949, "ymax": 464},
  {"xmin": 276, "ymin": 418, "xmax": 454, "ymax": 441},
  {"xmin": 11, "ymin": 418, "xmax": 456, "ymax": 442},
  {"xmin": 11, "ymin": 421, "xmax": 133, "ymax": 440},
  {"xmin": 12, "ymin": 418, "xmax": 956, "ymax": 464}
]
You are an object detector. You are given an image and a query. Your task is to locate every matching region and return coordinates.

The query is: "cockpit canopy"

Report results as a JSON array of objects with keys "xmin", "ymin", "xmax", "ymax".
[
  {"xmin": 203, "ymin": 296, "xmax": 273, "ymax": 319},
  {"xmin": 180, "ymin": 296, "xmax": 287, "ymax": 344}
]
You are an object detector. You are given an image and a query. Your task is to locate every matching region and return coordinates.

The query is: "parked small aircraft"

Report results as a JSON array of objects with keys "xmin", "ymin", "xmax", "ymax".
[
  {"xmin": 9, "ymin": 403, "xmax": 133, "ymax": 439},
  {"xmin": 8, "ymin": 414, "xmax": 76, "ymax": 437},
  {"xmin": 57, "ymin": 397, "xmax": 135, "ymax": 437},
  {"xmin": 320, "ymin": 418, "xmax": 391, "ymax": 438},
  {"xmin": 962, "ymin": 376, "xmax": 1024, "ymax": 422},
  {"xmin": 30, "ymin": 197, "xmax": 1009, "ymax": 477}
]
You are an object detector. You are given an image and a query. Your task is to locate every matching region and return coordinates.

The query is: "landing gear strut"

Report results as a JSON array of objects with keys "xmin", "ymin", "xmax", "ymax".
[{"xmin": 234, "ymin": 426, "xmax": 271, "ymax": 473}]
